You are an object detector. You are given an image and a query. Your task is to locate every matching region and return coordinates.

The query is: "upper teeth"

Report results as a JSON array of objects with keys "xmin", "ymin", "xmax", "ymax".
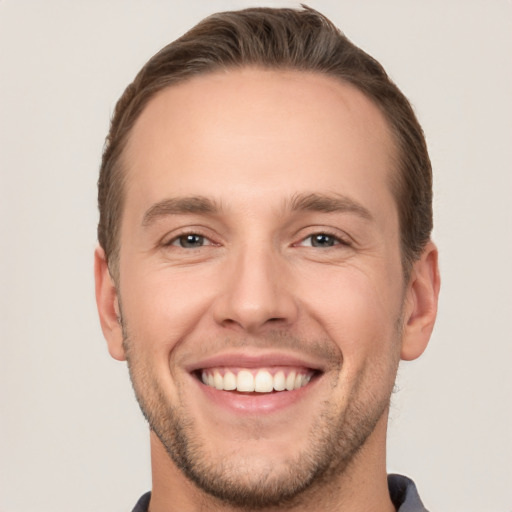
[{"xmin": 201, "ymin": 369, "xmax": 312, "ymax": 393}]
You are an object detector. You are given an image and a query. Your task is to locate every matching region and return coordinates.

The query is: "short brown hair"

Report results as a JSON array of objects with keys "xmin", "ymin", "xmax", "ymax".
[{"xmin": 98, "ymin": 6, "xmax": 432, "ymax": 279}]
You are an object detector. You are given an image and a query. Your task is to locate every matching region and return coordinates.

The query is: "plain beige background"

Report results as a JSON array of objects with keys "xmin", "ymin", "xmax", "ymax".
[{"xmin": 1, "ymin": 1, "xmax": 511, "ymax": 511}]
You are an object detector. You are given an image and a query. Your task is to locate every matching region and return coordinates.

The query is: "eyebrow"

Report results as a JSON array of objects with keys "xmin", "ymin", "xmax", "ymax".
[
  {"xmin": 289, "ymin": 192, "xmax": 373, "ymax": 221},
  {"xmin": 141, "ymin": 196, "xmax": 221, "ymax": 226},
  {"xmin": 141, "ymin": 192, "xmax": 373, "ymax": 227}
]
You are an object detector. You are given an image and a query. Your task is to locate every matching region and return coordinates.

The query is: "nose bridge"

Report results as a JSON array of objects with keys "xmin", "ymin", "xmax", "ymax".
[{"xmin": 213, "ymin": 239, "xmax": 296, "ymax": 332}]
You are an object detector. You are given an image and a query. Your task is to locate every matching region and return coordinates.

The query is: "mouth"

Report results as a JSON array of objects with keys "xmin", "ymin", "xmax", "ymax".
[
  {"xmin": 186, "ymin": 352, "xmax": 326, "ymax": 413},
  {"xmin": 197, "ymin": 366, "xmax": 318, "ymax": 393}
]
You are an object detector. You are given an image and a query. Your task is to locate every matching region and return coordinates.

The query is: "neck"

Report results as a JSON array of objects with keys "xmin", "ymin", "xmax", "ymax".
[{"xmin": 147, "ymin": 414, "xmax": 395, "ymax": 512}]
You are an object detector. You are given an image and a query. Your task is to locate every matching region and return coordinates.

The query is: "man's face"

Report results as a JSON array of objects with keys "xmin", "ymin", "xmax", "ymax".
[{"xmin": 108, "ymin": 69, "xmax": 410, "ymax": 506}]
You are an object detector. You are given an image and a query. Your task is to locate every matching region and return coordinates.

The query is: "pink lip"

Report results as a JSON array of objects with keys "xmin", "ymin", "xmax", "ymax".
[
  {"xmin": 195, "ymin": 375, "xmax": 320, "ymax": 415},
  {"xmin": 185, "ymin": 351, "xmax": 325, "ymax": 373},
  {"xmin": 185, "ymin": 351, "xmax": 325, "ymax": 415}
]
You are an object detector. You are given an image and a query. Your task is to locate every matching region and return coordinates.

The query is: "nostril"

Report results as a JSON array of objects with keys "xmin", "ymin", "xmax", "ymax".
[
  {"xmin": 220, "ymin": 318, "xmax": 239, "ymax": 328},
  {"xmin": 218, "ymin": 314, "xmax": 289, "ymax": 331}
]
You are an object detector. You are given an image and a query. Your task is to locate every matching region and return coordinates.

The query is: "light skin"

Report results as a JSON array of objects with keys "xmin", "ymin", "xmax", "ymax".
[{"xmin": 95, "ymin": 68, "xmax": 439, "ymax": 511}]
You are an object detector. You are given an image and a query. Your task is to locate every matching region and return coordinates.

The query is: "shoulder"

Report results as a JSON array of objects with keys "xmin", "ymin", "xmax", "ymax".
[
  {"xmin": 388, "ymin": 474, "xmax": 429, "ymax": 512},
  {"xmin": 131, "ymin": 491, "xmax": 151, "ymax": 512}
]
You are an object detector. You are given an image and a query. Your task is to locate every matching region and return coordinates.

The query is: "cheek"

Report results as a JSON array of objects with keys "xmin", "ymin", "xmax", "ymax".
[
  {"xmin": 119, "ymin": 265, "xmax": 214, "ymax": 356},
  {"xmin": 299, "ymin": 265, "xmax": 403, "ymax": 364}
]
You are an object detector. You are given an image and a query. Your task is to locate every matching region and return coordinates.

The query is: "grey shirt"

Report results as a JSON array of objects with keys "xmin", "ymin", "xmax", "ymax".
[
  {"xmin": 388, "ymin": 474, "xmax": 429, "ymax": 511},
  {"xmin": 131, "ymin": 473, "xmax": 428, "ymax": 511}
]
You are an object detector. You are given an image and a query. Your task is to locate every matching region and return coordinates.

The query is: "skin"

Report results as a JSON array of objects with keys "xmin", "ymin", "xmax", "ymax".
[{"xmin": 95, "ymin": 68, "xmax": 440, "ymax": 511}]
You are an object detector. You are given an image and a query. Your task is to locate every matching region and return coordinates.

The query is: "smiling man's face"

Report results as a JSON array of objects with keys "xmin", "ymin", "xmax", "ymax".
[{"xmin": 96, "ymin": 68, "xmax": 432, "ymax": 508}]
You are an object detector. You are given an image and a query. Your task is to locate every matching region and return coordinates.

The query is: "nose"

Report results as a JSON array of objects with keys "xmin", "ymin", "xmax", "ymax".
[{"xmin": 212, "ymin": 245, "xmax": 299, "ymax": 333}]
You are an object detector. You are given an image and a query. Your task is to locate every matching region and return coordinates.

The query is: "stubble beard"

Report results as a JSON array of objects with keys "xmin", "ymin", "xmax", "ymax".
[{"xmin": 122, "ymin": 328, "xmax": 401, "ymax": 510}]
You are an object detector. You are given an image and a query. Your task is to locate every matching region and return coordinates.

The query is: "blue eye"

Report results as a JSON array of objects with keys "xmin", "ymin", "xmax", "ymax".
[
  {"xmin": 173, "ymin": 234, "xmax": 206, "ymax": 248},
  {"xmin": 309, "ymin": 234, "xmax": 337, "ymax": 247},
  {"xmin": 299, "ymin": 233, "xmax": 343, "ymax": 248}
]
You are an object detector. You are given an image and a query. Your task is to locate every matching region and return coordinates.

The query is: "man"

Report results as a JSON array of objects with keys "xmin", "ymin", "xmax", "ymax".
[{"xmin": 94, "ymin": 6, "xmax": 440, "ymax": 512}]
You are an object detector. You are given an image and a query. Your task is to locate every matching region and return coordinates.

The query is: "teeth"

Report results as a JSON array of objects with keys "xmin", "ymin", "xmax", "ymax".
[
  {"xmin": 273, "ymin": 371, "xmax": 286, "ymax": 391},
  {"xmin": 213, "ymin": 371, "xmax": 224, "ymax": 390},
  {"xmin": 237, "ymin": 370, "xmax": 254, "ymax": 392},
  {"xmin": 201, "ymin": 368, "xmax": 313, "ymax": 393},
  {"xmin": 285, "ymin": 371, "xmax": 296, "ymax": 391},
  {"xmin": 254, "ymin": 370, "xmax": 273, "ymax": 392},
  {"xmin": 223, "ymin": 371, "xmax": 237, "ymax": 390}
]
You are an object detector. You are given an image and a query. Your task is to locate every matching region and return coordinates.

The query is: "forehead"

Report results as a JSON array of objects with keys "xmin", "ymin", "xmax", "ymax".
[{"xmin": 122, "ymin": 68, "xmax": 397, "ymax": 220}]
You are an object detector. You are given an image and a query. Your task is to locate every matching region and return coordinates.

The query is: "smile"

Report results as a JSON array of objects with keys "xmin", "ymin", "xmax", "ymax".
[
  {"xmin": 200, "ymin": 367, "xmax": 314, "ymax": 393},
  {"xmin": 187, "ymin": 353, "xmax": 327, "ymax": 413}
]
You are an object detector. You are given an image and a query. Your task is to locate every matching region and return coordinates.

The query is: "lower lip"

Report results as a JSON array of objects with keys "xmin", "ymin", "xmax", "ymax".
[{"xmin": 195, "ymin": 376, "xmax": 320, "ymax": 415}]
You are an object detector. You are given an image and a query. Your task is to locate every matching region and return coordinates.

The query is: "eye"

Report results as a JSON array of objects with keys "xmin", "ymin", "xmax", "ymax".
[
  {"xmin": 300, "ymin": 233, "xmax": 346, "ymax": 248},
  {"xmin": 170, "ymin": 233, "xmax": 209, "ymax": 248}
]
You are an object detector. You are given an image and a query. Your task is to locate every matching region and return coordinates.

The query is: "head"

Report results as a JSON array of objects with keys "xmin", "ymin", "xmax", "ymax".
[
  {"xmin": 95, "ymin": 6, "xmax": 439, "ymax": 510},
  {"xmin": 98, "ymin": 6, "xmax": 432, "ymax": 282}
]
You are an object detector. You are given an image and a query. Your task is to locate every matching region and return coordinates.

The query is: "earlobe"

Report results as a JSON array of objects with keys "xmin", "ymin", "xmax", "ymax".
[
  {"xmin": 401, "ymin": 242, "xmax": 441, "ymax": 361},
  {"xmin": 94, "ymin": 246, "xmax": 126, "ymax": 361}
]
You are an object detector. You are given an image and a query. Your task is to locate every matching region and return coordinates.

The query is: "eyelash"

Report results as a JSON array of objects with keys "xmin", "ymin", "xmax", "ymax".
[
  {"xmin": 296, "ymin": 230, "xmax": 352, "ymax": 249},
  {"xmin": 164, "ymin": 231, "xmax": 216, "ymax": 249},
  {"xmin": 163, "ymin": 229, "xmax": 351, "ymax": 250}
]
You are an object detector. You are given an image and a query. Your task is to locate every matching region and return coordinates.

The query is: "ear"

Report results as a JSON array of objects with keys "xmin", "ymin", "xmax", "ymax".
[
  {"xmin": 94, "ymin": 246, "xmax": 126, "ymax": 361},
  {"xmin": 401, "ymin": 241, "xmax": 441, "ymax": 361}
]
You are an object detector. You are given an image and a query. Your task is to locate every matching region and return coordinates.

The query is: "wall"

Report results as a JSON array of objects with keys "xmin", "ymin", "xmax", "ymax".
[{"xmin": 1, "ymin": 1, "xmax": 511, "ymax": 511}]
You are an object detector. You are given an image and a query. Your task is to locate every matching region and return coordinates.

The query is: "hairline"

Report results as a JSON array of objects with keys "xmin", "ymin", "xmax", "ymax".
[{"xmin": 106, "ymin": 65, "xmax": 415, "ymax": 282}]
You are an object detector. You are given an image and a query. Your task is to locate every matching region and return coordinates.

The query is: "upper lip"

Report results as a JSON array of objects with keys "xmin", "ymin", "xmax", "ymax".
[{"xmin": 185, "ymin": 351, "xmax": 328, "ymax": 374}]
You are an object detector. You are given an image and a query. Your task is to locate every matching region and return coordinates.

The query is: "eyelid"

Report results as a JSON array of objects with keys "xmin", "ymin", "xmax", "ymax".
[
  {"xmin": 161, "ymin": 227, "xmax": 219, "ymax": 248},
  {"xmin": 293, "ymin": 227, "xmax": 353, "ymax": 248},
  {"xmin": 159, "ymin": 226, "xmax": 353, "ymax": 249},
  {"xmin": 170, "ymin": 234, "xmax": 212, "ymax": 247},
  {"xmin": 299, "ymin": 234, "xmax": 349, "ymax": 248}
]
